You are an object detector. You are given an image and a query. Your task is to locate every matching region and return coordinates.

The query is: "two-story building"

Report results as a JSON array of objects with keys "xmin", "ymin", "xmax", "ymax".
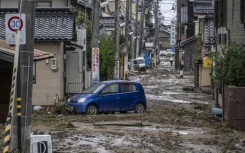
[
  {"xmin": 214, "ymin": 0, "xmax": 245, "ymax": 107},
  {"xmin": 180, "ymin": 0, "xmax": 215, "ymax": 87},
  {"xmin": 0, "ymin": 0, "xmax": 88, "ymax": 114}
]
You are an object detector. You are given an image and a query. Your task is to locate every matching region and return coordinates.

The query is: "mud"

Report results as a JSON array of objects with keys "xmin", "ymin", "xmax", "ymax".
[{"xmin": 1, "ymin": 62, "xmax": 245, "ymax": 152}]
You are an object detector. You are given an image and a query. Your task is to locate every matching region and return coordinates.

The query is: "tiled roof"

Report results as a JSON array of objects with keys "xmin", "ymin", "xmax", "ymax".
[
  {"xmin": 203, "ymin": 18, "xmax": 215, "ymax": 45},
  {"xmin": 193, "ymin": 1, "xmax": 214, "ymax": 14},
  {"xmin": 100, "ymin": 17, "xmax": 115, "ymax": 28},
  {"xmin": 0, "ymin": 8, "xmax": 75, "ymax": 41},
  {"xmin": 0, "ymin": 39, "xmax": 54, "ymax": 60}
]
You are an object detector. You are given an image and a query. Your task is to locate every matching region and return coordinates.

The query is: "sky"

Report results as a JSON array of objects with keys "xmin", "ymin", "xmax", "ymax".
[{"xmin": 159, "ymin": 0, "xmax": 176, "ymax": 25}]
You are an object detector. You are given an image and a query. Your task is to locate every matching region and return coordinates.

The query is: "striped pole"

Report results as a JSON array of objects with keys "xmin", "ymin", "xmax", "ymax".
[
  {"xmin": 17, "ymin": 97, "xmax": 22, "ymax": 151},
  {"xmin": 3, "ymin": 30, "xmax": 21, "ymax": 153}
]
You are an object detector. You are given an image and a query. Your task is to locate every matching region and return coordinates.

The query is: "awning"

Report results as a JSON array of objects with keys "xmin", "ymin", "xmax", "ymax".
[{"xmin": 0, "ymin": 39, "xmax": 54, "ymax": 62}]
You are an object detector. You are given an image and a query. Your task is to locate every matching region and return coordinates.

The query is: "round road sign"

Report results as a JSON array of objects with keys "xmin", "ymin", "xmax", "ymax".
[{"xmin": 8, "ymin": 16, "xmax": 23, "ymax": 32}]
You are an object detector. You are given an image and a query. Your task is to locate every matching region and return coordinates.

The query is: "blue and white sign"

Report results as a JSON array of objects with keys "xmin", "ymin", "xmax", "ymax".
[
  {"xmin": 171, "ymin": 47, "xmax": 176, "ymax": 52},
  {"xmin": 5, "ymin": 14, "xmax": 26, "ymax": 44}
]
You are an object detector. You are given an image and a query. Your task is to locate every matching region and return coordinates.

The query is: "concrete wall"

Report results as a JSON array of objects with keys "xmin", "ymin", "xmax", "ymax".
[
  {"xmin": 227, "ymin": 0, "xmax": 245, "ymax": 43},
  {"xmin": 198, "ymin": 67, "xmax": 211, "ymax": 87},
  {"xmin": 32, "ymin": 42, "xmax": 64, "ymax": 105}
]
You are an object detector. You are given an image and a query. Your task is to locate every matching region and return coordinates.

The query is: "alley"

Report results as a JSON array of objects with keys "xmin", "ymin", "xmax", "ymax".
[{"xmin": 28, "ymin": 64, "xmax": 245, "ymax": 153}]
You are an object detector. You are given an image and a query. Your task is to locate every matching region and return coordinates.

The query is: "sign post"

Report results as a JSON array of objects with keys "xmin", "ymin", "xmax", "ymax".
[
  {"xmin": 5, "ymin": 14, "xmax": 26, "ymax": 45},
  {"xmin": 114, "ymin": 60, "xmax": 120, "ymax": 80},
  {"xmin": 92, "ymin": 48, "xmax": 100, "ymax": 82}
]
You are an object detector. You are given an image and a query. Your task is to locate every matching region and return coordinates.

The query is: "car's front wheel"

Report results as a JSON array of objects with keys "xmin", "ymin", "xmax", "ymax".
[
  {"xmin": 134, "ymin": 103, "xmax": 144, "ymax": 113},
  {"xmin": 86, "ymin": 104, "xmax": 98, "ymax": 115}
]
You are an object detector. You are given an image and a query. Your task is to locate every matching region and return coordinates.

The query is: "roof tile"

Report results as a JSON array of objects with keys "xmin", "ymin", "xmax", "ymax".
[{"xmin": 0, "ymin": 9, "xmax": 75, "ymax": 40}]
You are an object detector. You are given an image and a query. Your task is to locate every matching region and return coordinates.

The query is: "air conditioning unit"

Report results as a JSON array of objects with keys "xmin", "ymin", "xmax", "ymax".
[{"xmin": 31, "ymin": 134, "xmax": 52, "ymax": 153}]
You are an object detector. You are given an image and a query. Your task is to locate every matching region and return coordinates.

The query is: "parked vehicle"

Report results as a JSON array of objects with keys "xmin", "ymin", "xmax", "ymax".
[
  {"xmin": 68, "ymin": 80, "xmax": 147, "ymax": 114},
  {"xmin": 132, "ymin": 57, "xmax": 146, "ymax": 71}
]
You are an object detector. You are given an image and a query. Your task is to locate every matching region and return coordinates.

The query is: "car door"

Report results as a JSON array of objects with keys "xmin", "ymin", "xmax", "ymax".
[
  {"xmin": 118, "ymin": 83, "xmax": 139, "ymax": 110},
  {"xmin": 99, "ymin": 83, "xmax": 120, "ymax": 112}
]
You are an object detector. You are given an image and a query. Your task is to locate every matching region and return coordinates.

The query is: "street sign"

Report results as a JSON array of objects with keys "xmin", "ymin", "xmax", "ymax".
[
  {"xmin": 92, "ymin": 48, "xmax": 100, "ymax": 82},
  {"xmin": 5, "ymin": 14, "xmax": 26, "ymax": 45}
]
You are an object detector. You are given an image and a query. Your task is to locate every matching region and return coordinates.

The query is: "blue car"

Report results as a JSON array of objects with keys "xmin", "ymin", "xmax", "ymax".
[{"xmin": 68, "ymin": 80, "xmax": 147, "ymax": 114}]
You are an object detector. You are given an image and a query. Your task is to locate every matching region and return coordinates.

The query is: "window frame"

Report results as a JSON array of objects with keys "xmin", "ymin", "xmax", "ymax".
[
  {"xmin": 101, "ymin": 83, "xmax": 119, "ymax": 95},
  {"xmin": 120, "ymin": 83, "xmax": 137, "ymax": 93}
]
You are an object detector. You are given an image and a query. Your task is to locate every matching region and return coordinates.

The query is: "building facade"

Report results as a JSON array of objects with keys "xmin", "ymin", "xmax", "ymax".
[{"xmin": 0, "ymin": 0, "xmax": 85, "ymax": 107}]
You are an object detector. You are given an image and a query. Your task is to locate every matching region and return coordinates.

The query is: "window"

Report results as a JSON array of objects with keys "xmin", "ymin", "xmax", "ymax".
[
  {"xmin": 37, "ymin": 0, "xmax": 52, "ymax": 7},
  {"xmin": 102, "ymin": 84, "xmax": 119, "ymax": 94},
  {"xmin": 120, "ymin": 84, "xmax": 137, "ymax": 93}
]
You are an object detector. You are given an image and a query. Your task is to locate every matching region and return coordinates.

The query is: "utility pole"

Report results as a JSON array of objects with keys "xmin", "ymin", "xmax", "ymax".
[
  {"xmin": 19, "ymin": 0, "xmax": 36, "ymax": 152},
  {"xmin": 130, "ymin": 0, "xmax": 134, "ymax": 59},
  {"xmin": 156, "ymin": 0, "xmax": 159, "ymax": 64},
  {"xmin": 91, "ymin": 0, "xmax": 100, "ymax": 82},
  {"xmin": 176, "ymin": 0, "xmax": 181, "ymax": 70},
  {"xmin": 153, "ymin": 0, "xmax": 159, "ymax": 66},
  {"xmin": 135, "ymin": 0, "xmax": 139, "ymax": 58},
  {"xmin": 123, "ymin": 0, "xmax": 130, "ymax": 79},
  {"xmin": 114, "ymin": 0, "xmax": 120, "ymax": 79},
  {"xmin": 139, "ymin": 0, "xmax": 145, "ymax": 57}
]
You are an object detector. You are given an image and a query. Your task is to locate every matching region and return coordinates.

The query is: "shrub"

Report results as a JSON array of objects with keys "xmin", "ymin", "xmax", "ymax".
[{"xmin": 212, "ymin": 42, "xmax": 245, "ymax": 87}]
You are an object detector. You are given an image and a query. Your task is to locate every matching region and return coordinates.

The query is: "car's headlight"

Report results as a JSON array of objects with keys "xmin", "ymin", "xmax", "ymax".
[
  {"xmin": 78, "ymin": 98, "xmax": 86, "ymax": 103},
  {"xmin": 68, "ymin": 98, "xmax": 70, "ymax": 102}
]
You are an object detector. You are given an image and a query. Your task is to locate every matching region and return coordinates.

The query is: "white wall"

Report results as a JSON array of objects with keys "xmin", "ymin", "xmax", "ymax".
[
  {"xmin": 52, "ymin": 0, "xmax": 68, "ymax": 7},
  {"xmin": 0, "ymin": 0, "xmax": 18, "ymax": 8}
]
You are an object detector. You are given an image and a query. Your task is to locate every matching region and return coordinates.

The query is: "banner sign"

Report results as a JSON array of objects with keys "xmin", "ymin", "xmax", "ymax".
[{"xmin": 92, "ymin": 48, "xmax": 100, "ymax": 82}]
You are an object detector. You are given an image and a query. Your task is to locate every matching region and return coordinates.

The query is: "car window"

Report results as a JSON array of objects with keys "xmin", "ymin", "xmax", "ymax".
[
  {"xmin": 82, "ymin": 83, "xmax": 106, "ymax": 94},
  {"xmin": 101, "ymin": 84, "xmax": 119, "ymax": 94},
  {"xmin": 139, "ymin": 60, "xmax": 145, "ymax": 64},
  {"xmin": 120, "ymin": 83, "xmax": 137, "ymax": 93}
]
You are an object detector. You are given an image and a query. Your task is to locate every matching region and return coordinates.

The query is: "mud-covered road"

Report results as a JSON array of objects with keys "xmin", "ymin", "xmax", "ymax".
[{"xmin": 1, "ymin": 62, "xmax": 245, "ymax": 152}]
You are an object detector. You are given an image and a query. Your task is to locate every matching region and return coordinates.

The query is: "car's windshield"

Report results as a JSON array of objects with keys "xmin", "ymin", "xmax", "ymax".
[
  {"xmin": 139, "ymin": 60, "xmax": 145, "ymax": 64},
  {"xmin": 82, "ymin": 83, "xmax": 106, "ymax": 94}
]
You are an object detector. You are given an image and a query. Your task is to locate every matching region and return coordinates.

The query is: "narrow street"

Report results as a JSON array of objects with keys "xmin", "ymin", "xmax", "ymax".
[{"xmin": 29, "ymin": 62, "xmax": 245, "ymax": 153}]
